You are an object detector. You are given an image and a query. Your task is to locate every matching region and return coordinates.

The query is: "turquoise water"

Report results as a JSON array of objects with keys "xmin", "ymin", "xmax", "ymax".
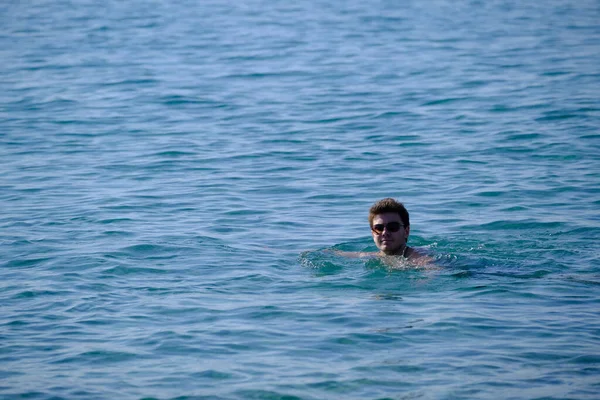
[{"xmin": 2, "ymin": 0, "xmax": 600, "ymax": 398}]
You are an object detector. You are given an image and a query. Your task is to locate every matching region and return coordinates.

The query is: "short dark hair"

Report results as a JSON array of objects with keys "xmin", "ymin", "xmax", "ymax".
[{"xmin": 368, "ymin": 198, "xmax": 410, "ymax": 227}]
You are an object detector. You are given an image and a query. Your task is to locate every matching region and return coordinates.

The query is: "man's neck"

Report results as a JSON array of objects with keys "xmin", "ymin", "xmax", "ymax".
[{"xmin": 381, "ymin": 244, "xmax": 409, "ymax": 257}]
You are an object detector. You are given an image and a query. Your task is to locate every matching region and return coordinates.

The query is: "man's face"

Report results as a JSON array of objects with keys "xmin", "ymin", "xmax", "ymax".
[{"xmin": 371, "ymin": 212, "xmax": 410, "ymax": 255}]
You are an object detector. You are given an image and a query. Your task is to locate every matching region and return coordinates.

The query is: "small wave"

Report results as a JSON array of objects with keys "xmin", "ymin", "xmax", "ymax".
[{"xmin": 100, "ymin": 265, "xmax": 169, "ymax": 276}]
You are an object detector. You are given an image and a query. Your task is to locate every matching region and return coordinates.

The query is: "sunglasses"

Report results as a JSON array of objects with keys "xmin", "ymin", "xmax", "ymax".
[{"xmin": 371, "ymin": 221, "xmax": 404, "ymax": 234}]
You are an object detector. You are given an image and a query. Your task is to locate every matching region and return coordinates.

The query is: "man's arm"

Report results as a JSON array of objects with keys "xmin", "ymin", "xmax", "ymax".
[{"xmin": 327, "ymin": 250, "xmax": 375, "ymax": 259}]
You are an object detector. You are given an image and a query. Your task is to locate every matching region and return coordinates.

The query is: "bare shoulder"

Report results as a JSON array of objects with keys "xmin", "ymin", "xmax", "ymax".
[{"xmin": 407, "ymin": 247, "xmax": 436, "ymax": 267}]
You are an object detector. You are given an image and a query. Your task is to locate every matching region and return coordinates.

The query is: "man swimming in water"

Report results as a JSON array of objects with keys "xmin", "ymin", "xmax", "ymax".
[{"xmin": 334, "ymin": 198, "xmax": 429, "ymax": 263}]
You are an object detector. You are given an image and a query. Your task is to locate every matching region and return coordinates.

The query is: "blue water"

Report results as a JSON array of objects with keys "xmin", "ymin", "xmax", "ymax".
[{"xmin": 2, "ymin": 0, "xmax": 600, "ymax": 399}]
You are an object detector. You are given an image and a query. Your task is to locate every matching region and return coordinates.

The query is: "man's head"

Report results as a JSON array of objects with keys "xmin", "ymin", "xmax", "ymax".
[{"xmin": 369, "ymin": 198, "xmax": 410, "ymax": 255}]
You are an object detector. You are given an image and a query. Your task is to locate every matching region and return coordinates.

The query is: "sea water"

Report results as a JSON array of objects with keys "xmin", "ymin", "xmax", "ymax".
[{"xmin": 1, "ymin": 0, "xmax": 599, "ymax": 399}]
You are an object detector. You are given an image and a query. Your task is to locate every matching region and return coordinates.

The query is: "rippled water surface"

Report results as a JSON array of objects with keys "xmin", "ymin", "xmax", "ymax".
[{"xmin": 2, "ymin": 0, "xmax": 600, "ymax": 399}]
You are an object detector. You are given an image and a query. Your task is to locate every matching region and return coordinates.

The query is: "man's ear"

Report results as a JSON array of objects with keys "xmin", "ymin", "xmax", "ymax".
[{"xmin": 405, "ymin": 225, "xmax": 410, "ymax": 239}]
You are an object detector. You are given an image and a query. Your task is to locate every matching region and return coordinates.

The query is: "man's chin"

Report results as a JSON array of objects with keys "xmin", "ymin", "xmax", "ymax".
[{"xmin": 379, "ymin": 244, "xmax": 398, "ymax": 255}]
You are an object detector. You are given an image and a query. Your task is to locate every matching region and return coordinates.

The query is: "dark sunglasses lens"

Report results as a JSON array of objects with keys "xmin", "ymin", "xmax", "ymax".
[
  {"xmin": 372, "ymin": 224, "xmax": 384, "ymax": 233},
  {"xmin": 387, "ymin": 222, "xmax": 401, "ymax": 232}
]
